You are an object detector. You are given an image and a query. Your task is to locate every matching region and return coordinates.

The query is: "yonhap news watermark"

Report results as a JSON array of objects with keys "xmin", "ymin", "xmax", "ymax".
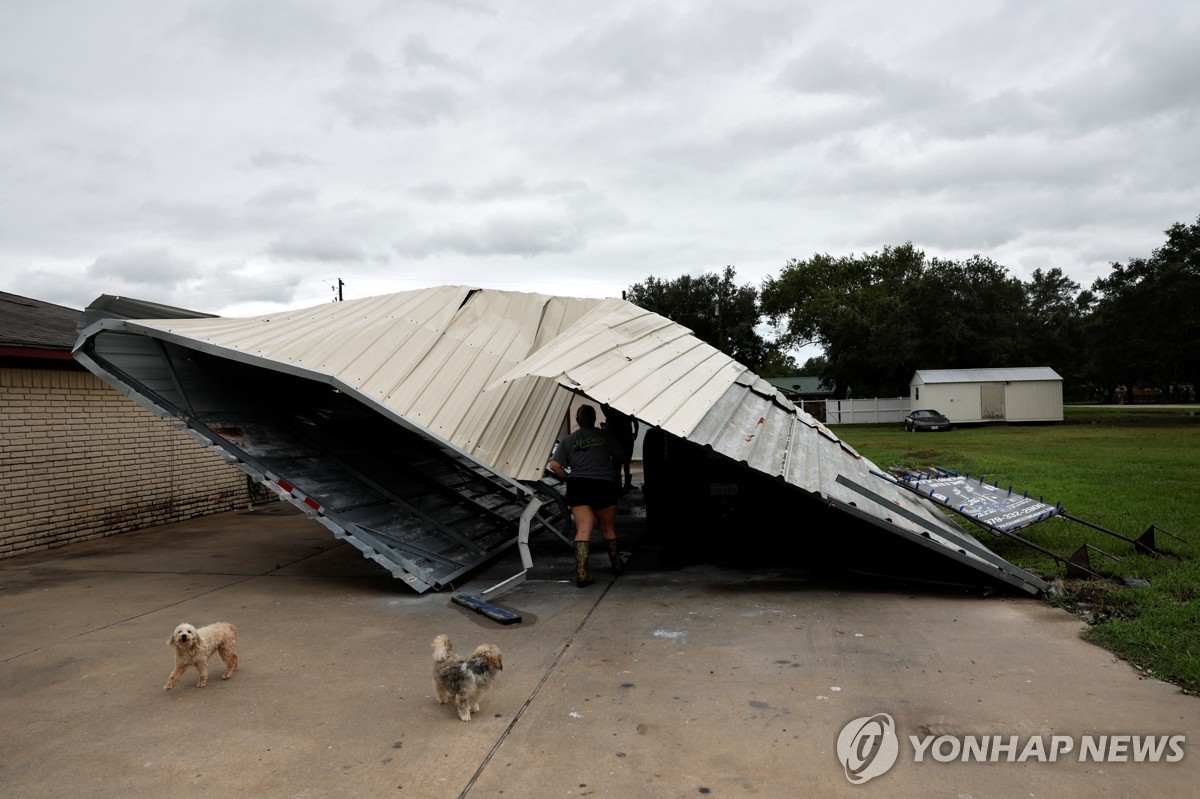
[{"xmin": 837, "ymin": 713, "xmax": 1186, "ymax": 785}]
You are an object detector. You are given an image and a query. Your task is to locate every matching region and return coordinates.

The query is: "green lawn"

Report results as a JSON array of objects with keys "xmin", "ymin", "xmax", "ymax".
[{"xmin": 835, "ymin": 406, "xmax": 1200, "ymax": 694}]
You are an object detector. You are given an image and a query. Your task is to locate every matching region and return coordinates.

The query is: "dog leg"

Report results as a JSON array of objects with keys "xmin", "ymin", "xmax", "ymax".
[
  {"xmin": 195, "ymin": 660, "xmax": 209, "ymax": 688},
  {"xmin": 164, "ymin": 663, "xmax": 187, "ymax": 690},
  {"xmin": 218, "ymin": 642, "xmax": 238, "ymax": 679},
  {"xmin": 455, "ymin": 696, "xmax": 472, "ymax": 722}
]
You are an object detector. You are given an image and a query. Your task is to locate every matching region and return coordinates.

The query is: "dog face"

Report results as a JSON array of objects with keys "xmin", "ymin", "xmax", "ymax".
[
  {"xmin": 472, "ymin": 644, "xmax": 503, "ymax": 672},
  {"xmin": 170, "ymin": 623, "xmax": 199, "ymax": 648}
]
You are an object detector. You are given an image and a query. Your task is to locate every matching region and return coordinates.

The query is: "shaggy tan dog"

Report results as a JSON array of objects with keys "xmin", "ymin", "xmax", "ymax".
[
  {"xmin": 432, "ymin": 634, "xmax": 502, "ymax": 721},
  {"xmin": 164, "ymin": 622, "xmax": 239, "ymax": 690}
]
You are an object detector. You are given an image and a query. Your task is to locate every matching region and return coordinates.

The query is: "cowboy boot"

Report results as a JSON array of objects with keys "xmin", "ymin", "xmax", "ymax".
[
  {"xmin": 574, "ymin": 541, "xmax": 594, "ymax": 587},
  {"xmin": 605, "ymin": 538, "xmax": 624, "ymax": 577}
]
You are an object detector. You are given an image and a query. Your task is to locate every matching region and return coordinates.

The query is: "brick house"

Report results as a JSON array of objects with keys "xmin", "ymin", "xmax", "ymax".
[{"xmin": 0, "ymin": 291, "xmax": 259, "ymax": 558}]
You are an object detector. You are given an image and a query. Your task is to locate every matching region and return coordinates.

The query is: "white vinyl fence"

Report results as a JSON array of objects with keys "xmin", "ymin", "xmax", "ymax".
[{"xmin": 820, "ymin": 397, "xmax": 911, "ymax": 425}]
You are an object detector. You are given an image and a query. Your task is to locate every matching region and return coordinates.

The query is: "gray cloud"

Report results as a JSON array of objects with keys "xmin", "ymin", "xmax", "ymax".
[
  {"xmin": 244, "ymin": 150, "xmax": 318, "ymax": 170},
  {"xmin": 0, "ymin": 0, "xmax": 1197, "ymax": 321},
  {"xmin": 247, "ymin": 184, "xmax": 320, "ymax": 209},
  {"xmin": 394, "ymin": 213, "xmax": 585, "ymax": 258},
  {"xmin": 327, "ymin": 81, "xmax": 464, "ymax": 128},
  {"xmin": 401, "ymin": 35, "xmax": 482, "ymax": 80},
  {"xmin": 86, "ymin": 248, "xmax": 204, "ymax": 287},
  {"xmin": 182, "ymin": 0, "xmax": 350, "ymax": 57},
  {"xmin": 266, "ymin": 237, "xmax": 367, "ymax": 263}
]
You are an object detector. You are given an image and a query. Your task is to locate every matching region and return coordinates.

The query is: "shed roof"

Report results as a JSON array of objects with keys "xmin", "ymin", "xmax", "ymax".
[
  {"xmin": 80, "ymin": 288, "xmax": 606, "ymax": 480},
  {"xmin": 913, "ymin": 367, "xmax": 1063, "ymax": 385},
  {"xmin": 73, "ymin": 287, "xmax": 1048, "ymax": 595}
]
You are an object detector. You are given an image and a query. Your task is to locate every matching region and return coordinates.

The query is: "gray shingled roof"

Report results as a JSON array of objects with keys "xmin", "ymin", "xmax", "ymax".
[{"xmin": 0, "ymin": 292, "xmax": 81, "ymax": 351}]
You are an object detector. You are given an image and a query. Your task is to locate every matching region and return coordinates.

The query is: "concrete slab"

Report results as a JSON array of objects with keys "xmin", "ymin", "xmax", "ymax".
[{"xmin": 1, "ymin": 500, "xmax": 1196, "ymax": 798}]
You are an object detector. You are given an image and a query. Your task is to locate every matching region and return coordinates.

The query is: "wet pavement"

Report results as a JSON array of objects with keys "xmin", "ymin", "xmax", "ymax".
[{"xmin": 2, "ymin": 489, "xmax": 1197, "ymax": 798}]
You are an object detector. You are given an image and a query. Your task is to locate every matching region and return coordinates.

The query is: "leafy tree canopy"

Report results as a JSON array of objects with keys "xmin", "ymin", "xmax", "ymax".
[
  {"xmin": 1085, "ymin": 214, "xmax": 1200, "ymax": 399},
  {"xmin": 626, "ymin": 214, "xmax": 1199, "ymax": 403},
  {"xmin": 626, "ymin": 265, "xmax": 781, "ymax": 372},
  {"xmin": 762, "ymin": 245, "xmax": 1069, "ymax": 397}
]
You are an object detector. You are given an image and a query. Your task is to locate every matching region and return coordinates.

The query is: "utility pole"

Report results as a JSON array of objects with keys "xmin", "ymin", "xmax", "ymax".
[
  {"xmin": 333, "ymin": 278, "xmax": 344, "ymax": 302},
  {"xmin": 717, "ymin": 294, "xmax": 725, "ymax": 352}
]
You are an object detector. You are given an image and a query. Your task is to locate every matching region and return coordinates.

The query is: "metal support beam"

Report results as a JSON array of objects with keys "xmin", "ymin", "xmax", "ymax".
[
  {"xmin": 1059, "ymin": 512, "xmax": 1148, "ymax": 553},
  {"xmin": 517, "ymin": 496, "xmax": 544, "ymax": 571},
  {"xmin": 1136, "ymin": 524, "xmax": 1187, "ymax": 556}
]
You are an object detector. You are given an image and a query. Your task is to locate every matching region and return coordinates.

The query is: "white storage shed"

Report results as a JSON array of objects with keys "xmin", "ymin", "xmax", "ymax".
[{"xmin": 910, "ymin": 367, "xmax": 1063, "ymax": 423}]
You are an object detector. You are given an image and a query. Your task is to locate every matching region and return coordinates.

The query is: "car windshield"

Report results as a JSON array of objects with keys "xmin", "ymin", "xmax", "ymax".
[{"xmin": 913, "ymin": 410, "xmax": 940, "ymax": 418}]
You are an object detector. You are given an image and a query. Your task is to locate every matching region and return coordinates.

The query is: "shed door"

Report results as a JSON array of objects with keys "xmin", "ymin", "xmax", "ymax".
[{"xmin": 981, "ymin": 382, "xmax": 1005, "ymax": 420}]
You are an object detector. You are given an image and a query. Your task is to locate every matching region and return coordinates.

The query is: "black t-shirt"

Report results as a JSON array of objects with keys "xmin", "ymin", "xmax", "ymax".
[{"xmin": 552, "ymin": 426, "xmax": 623, "ymax": 482}]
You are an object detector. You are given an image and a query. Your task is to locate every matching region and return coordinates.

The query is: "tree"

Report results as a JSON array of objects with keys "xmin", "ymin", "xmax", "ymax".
[
  {"xmin": 905, "ymin": 255, "xmax": 1028, "ymax": 371},
  {"xmin": 756, "ymin": 348, "xmax": 800, "ymax": 377},
  {"xmin": 801, "ymin": 354, "xmax": 828, "ymax": 374},
  {"xmin": 762, "ymin": 245, "xmax": 1041, "ymax": 397},
  {"xmin": 1086, "ymin": 261, "xmax": 1163, "ymax": 402},
  {"xmin": 761, "ymin": 244, "xmax": 926, "ymax": 396},
  {"xmin": 1149, "ymin": 216, "xmax": 1200, "ymax": 397},
  {"xmin": 1085, "ymin": 215, "xmax": 1200, "ymax": 401},
  {"xmin": 1022, "ymin": 267, "xmax": 1089, "ymax": 397},
  {"xmin": 626, "ymin": 266, "xmax": 780, "ymax": 371}
]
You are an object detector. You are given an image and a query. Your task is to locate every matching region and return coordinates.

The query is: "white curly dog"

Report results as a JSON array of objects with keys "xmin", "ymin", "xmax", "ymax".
[{"xmin": 164, "ymin": 622, "xmax": 239, "ymax": 690}]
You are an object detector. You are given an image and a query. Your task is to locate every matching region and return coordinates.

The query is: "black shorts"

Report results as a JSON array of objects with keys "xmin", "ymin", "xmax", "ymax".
[{"xmin": 566, "ymin": 477, "xmax": 621, "ymax": 510}]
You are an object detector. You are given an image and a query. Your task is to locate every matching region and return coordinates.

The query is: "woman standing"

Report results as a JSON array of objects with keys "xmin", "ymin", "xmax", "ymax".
[{"xmin": 548, "ymin": 404, "xmax": 625, "ymax": 587}]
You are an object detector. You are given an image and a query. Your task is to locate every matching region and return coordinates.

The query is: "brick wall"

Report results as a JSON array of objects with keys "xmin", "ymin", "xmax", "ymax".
[{"xmin": 0, "ymin": 365, "xmax": 254, "ymax": 558}]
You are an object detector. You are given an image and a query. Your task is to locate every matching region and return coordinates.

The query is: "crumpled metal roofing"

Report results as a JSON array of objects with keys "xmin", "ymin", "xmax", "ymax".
[
  {"xmin": 72, "ymin": 286, "xmax": 1048, "ymax": 595},
  {"xmin": 85, "ymin": 286, "xmax": 599, "ymax": 481},
  {"xmin": 489, "ymin": 297, "xmax": 1045, "ymax": 593}
]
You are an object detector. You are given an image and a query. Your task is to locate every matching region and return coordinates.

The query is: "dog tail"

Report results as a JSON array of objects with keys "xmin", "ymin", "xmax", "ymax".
[{"xmin": 432, "ymin": 634, "xmax": 452, "ymax": 663}]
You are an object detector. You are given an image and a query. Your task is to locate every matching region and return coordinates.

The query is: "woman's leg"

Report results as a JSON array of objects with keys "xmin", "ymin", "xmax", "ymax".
[
  {"xmin": 596, "ymin": 504, "xmax": 623, "ymax": 576},
  {"xmin": 572, "ymin": 505, "xmax": 596, "ymax": 542},
  {"xmin": 572, "ymin": 505, "xmax": 596, "ymax": 587},
  {"xmin": 596, "ymin": 504, "xmax": 616, "ymax": 542}
]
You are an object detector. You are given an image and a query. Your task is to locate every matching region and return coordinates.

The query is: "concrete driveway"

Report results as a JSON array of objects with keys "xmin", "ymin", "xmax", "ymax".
[{"xmin": 1, "ymin": 498, "xmax": 1196, "ymax": 798}]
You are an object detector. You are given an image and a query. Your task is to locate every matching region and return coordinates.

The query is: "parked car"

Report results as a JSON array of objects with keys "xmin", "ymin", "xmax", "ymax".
[{"xmin": 905, "ymin": 409, "xmax": 953, "ymax": 432}]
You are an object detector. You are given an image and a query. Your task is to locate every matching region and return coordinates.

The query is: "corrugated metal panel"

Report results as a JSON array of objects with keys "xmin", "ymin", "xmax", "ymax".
[
  {"xmin": 682, "ymin": 378, "xmax": 987, "ymax": 548},
  {"xmin": 914, "ymin": 367, "xmax": 1064, "ymax": 424},
  {"xmin": 73, "ymin": 286, "xmax": 1048, "ymax": 595},
  {"xmin": 72, "ymin": 324, "xmax": 561, "ymax": 593},
  {"xmin": 1005, "ymin": 380, "xmax": 1064, "ymax": 422},
  {"xmin": 496, "ymin": 304, "xmax": 1043, "ymax": 589},
  {"xmin": 915, "ymin": 367, "xmax": 1063, "ymax": 384},
  {"xmin": 107, "ymin": 287, "xmax": 600, "ymax": 481},
  {"xmin": 491, "ymin": 299, "xmax": 753, "ymax": 437},
  {"xmin": 922, "ymin": 383, "xmax": 982, "ymax": 422}
]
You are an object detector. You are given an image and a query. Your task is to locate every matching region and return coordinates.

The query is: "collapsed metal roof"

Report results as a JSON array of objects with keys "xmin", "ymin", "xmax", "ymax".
[{"xmin": 73, "ymin": 287, "xmax": 1048, "ymax": 595}]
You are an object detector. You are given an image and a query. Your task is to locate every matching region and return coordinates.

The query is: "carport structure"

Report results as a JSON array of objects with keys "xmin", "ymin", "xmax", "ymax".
[{"xmin": 73, "ymin": 287, "xmax": 1047, "ymax": 596}]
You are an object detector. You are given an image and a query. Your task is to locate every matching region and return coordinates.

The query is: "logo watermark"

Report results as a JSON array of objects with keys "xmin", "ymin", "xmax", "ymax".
[
  {"xmin": 836, "ymin": 713, "xmax": 899, "ymax": 784},
  {"xmin": 836, "ymin": 714, "xmax": 1186, "ymax": 784}
]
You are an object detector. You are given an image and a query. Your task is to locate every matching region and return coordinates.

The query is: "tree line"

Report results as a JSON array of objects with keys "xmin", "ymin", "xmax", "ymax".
[{"xmin": 626, "ymin": 214, "xmax": 1200, "ymax": 402}]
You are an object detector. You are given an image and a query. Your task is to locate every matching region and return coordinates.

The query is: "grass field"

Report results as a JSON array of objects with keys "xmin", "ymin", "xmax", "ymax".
[{"xmin": 835, "ymin": 406, "xmax": 1200, "ymax": 694}]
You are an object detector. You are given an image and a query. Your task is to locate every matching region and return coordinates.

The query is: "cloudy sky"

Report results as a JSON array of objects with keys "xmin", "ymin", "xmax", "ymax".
[{"xmin": 2, "ymin": 1, "xmax": 1198, "ymax": 323}]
